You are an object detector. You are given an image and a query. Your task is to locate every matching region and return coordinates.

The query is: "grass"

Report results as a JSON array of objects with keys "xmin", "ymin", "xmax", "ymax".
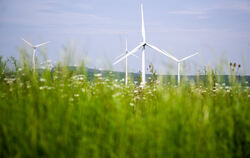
[{"xmin": 0, "ymin": 56, "xmax": 249, "ymax": 158}]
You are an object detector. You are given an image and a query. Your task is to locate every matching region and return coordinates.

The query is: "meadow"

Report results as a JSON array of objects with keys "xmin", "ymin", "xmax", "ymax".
[{"xmin": 0, "ymin": 56, "xmax": 249, "ymax": 158}]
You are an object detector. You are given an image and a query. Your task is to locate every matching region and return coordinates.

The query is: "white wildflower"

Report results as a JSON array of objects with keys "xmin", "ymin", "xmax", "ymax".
[
  {"xmin": 40, "ymin": 78, "xmax": 46, "ymax": 82},
  {"xmin": 202, "ymin": 90, "xmax": 206, "ymax": 93},
  {"xmin": 94, "ymin": 73, "xmax": 102, "ymax": 77},
  {"xmin": 46, "ymin": 86, "xmax": 53, "ymax": 90},
  {"xmin": 130, "ymin": 103, "xmax": 134, "ymax": 106},
  {"xmin": 74, "ymin": 94, "xmax": 79, "ymax": 97},
  {"xmin": 72, "ymin": 75, "xmax": 84, "ymax": 81},
  {"xmin": 81, "ymin": 88, "xmax": 85, "ymax": 92},
  {"xmin": 4, "ymin": 78, "xmax": 15, "ymax": 84}
]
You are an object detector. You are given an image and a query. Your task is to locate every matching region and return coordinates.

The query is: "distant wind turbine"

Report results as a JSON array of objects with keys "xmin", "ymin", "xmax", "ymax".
[
  {"xmin": 21, "ymin": 38, "xmax": 50, "ymax": 70},
  {"xmin": 114, "ymin": 39, "xmax": 138, "ymax": 85},
  {"xmin": 113, "ymin": 4, "xmax": 176, "ymax": 86},
  {"xmin": 163, "ymin": 51, "xmax": 199, "ymax": 84}
]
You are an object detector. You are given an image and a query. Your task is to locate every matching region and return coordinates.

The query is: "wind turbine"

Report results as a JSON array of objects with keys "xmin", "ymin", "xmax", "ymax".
[
  {"xmin": 113, "ymin": 4, "xmax": 176, "ymax": 86},
  {"xmin": 21, "ymin": 38, "xmax": 50, "ymax": 70},
  {"xmin": 163, "ymin": 51, "xmax": 199, "ymax": 84},
  {"xmin": 114, "ymin": 39, "xmax": 138, "ymax": 85}
]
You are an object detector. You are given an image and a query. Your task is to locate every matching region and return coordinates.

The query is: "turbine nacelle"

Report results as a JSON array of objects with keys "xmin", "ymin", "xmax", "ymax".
[{"xmin": 22, "ymin": 38, "xmax": 50, "ymax": 49}]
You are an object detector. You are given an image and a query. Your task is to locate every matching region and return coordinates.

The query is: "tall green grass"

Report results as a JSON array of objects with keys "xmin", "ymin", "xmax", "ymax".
[{"xmin": 0, "ymin": 56, "xmax": 249, "ymax": 158}]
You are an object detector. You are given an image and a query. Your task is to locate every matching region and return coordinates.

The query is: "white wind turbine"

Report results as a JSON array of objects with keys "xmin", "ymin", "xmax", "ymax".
[
  {"xmin": 113, "ymin": 4, "xmax": 176, "ymax": 86},
  {"xmin": 21, "ymin": 38, "xmax": 50, "ymax": 70},
  {"xmin": 163, "ymin": 51, "xmax": 199, "ymax": 84},
  {"xmin": 114, "ymin": 39, "xmax": 138, "ymax": 85}
]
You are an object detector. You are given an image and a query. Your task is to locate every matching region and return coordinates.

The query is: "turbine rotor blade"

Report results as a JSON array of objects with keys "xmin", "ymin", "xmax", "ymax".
[
  {"xmin": 141, "ymin": 4, "xmax": 146, "ymax": 42},
  {"xmin": 35, "ymin": 41, "xmax": 50, "ymax": 48},
  {"xmin": 114, "ymin": 53, "xmax": 125, "ymax": 61},
  {"xmin": 21, "ymin": 38, "xmax": 33, "ymax": 47},
  {"xmin": 131, "ymin": 53, "xmax": 139, "ymax": 58},
  {"xmin": 113, "ymin": 43, "xmax": 143, "ymax": 65},
  {"xmin": 147, "ymin": 44, "xmax": 179, "ymax": 62},
  {"xmin": 114, "ymin": 51, "xmax": 138, "ymax": 61},
  {"xmin": 179, "ymin": 52, "xmax": 199, "ymax": 62}
]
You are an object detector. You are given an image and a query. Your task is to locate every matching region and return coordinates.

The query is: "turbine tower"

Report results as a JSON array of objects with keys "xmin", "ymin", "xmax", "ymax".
[
  {"xmin": 114, "ymin": 39, "xmax": 137, "ymax": 85},
  {"xmin": 21, "ymin": 38, "xmax": 50, "ymax": 71},
  {"xmin": 125, "ymin": 39, "xmax": 128, "ymax": 85},
  {"xmin": 113, "ymin": 4, "xmax": 176, "ymax": 86}
]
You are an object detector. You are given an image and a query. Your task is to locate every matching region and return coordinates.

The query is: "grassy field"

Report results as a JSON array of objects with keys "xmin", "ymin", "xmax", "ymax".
[{"xmin": 0, "ymin": 57, "xmax": 250, "ymax": 158}]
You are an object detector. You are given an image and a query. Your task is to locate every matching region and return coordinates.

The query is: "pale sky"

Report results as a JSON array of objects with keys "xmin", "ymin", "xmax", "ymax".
[{"xmin": 0, "ymin": 0, "xmax": 250, "ymax": 74}]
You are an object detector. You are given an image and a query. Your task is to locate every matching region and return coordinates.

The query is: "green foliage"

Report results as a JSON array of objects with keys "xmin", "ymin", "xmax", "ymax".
[{"xmin": 0, "ymin": 57, "xmax": 249, "ymax": 158}]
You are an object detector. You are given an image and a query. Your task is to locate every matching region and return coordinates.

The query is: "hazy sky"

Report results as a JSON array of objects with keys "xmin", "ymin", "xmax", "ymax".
[{"xmin": 0, "ymin": 0, "xmax": 250, "ymax": 74}]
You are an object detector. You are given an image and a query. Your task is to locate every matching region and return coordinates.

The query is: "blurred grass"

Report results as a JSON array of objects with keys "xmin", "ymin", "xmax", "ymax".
[{"xmin": 0, "ymin": 55, "xmax": 249, "ymax": 158}]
